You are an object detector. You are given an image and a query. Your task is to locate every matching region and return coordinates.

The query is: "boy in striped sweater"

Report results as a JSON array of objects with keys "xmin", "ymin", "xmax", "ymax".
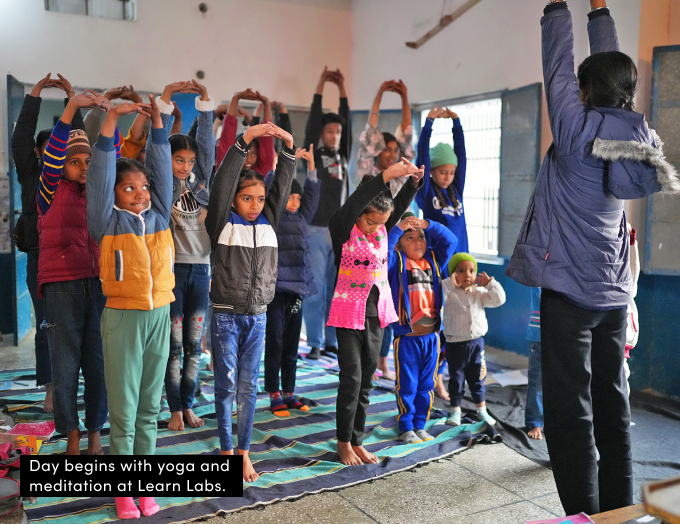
[
  {"xmin": 37, "ymin": 89, "xmax": 112, "ymax": 455},
  {"xmin": 442, "ymin": 253, "xmax": 505, "ymax": 427}
]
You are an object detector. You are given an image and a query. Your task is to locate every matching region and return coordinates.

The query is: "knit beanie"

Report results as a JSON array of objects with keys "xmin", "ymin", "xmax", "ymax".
[
  {"xmin": 447, "ymin": 252, "xmax": 477, "ymax": 276},
  {"xmin": 290, "ymin": 179, "xmax": 303, "ymax": 197},
  {"xmin": 65, "ymin": 129, "xmax": 92, "ymax": 161},
  {"xmin": 429, "ymin": 142, "xmax": 458, "ymax": 169}
]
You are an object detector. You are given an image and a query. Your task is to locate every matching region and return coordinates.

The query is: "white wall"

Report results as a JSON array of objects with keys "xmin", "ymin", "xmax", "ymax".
[
  {"xmin": 0, "ymin": 0, "xmax": 352, "ymax": 170},
  {"xmin": 350, "ymin": 0, "xmax": 641, "ymax": 111}
]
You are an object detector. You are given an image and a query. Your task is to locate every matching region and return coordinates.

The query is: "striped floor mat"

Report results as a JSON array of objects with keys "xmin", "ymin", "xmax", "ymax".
[{"xmin": 1, "ymin": 349, "xmax": 489, "ymax": 523}]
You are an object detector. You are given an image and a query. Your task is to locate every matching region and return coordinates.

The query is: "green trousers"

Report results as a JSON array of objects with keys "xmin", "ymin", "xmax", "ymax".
[{"xmin": 101, "ymin": 305, "xmax": 170, "ymax": 455}]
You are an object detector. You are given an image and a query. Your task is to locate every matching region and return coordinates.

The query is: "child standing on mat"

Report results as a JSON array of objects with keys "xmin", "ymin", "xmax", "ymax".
[
  {"xmin": 156, "ymin": 80, "xmax": 215, "ymax": 433},
  {"xmin": 525, "ymin": 287, "xmax": 543, "ymax": 440},
  {"xmin": 416, "ymin": 106, "xmax": 468, "ymax": 400},
  {"xmin": 88, "ymin": 96, "xmax": 170, "ymax": 518},
  {"xmin": 37, "ymin": 90, "xmax": 111, "ymax": 455},
  {"xmin": 327, "ymin": 160, "xmax": 424, "ymax": 466},
  {"xmin": 388, "ymin": 213, "xmax": 458, "ymax": 443},
  {"xmin": 264, "ymin": 146, "xmax": 321, "ymax": 417},
  {"xmin": 206, "ymin": 121, "xmax": 296, "ymax": 483},
  {"xmin": 443, "ymin": 253, "xmax": 505, "ymax": 427}
]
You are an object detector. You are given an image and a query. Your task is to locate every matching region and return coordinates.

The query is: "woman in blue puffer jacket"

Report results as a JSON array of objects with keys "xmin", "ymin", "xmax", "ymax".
[{"xmin": 506, "ymin": 0, "xmax": 679, "ymax": 516}]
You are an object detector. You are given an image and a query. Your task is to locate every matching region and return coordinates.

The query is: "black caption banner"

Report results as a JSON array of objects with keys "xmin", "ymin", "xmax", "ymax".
[{"xmin": 20, "ymin": 455, "xmax": 243, "ymax": 497}]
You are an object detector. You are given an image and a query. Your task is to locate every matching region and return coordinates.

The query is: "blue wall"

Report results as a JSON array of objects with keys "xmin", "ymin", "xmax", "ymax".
[{"xmin": 477, "ymin": 258, "xmax": 680, "ymax": 400}]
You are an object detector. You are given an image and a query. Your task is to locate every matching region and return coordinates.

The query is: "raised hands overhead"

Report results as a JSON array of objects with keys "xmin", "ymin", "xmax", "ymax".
[
  {"xmin": 101, "ymin": 98, "xmax": 151, "ymax": 137},
  {"xmin": 316, "ymin": 66, "xmax": 346, "ymax": 97},
  {"xmin": 70, "ymin": 89, "xmax": 113, "ymax": 111},
  {"xmin": 243, "ymin": 122, "xmax": 294, "ymax": 149},
  {"xmin": 119, "ymin": 85, "xmax": 143, "ymax": 104},
  {"xmin": 170, "ymin": 101, "xmax": 183, "ymax": 135},
  {"xmin": 398, "ymin": 215, "xmax": 429, "ymax": 232},
  {"xmin": 271, "ymin": 101, "xmax": 288, "ymax": 114},
  {"xmin": 52, "ymin": 74, "xmax": 77, "ymax": 99},
  {"xmin": 383, "ymin": 157, "xmax": 424, "ymax": 182},
  {"xmin": 295, "ymin": 144, "xmax": 315, "ymax": 171},
  {"xmin": 228, "ymin": 88, "xmax": 258, "ymax": 116},
  {"xmin": 160, "ymin": 80, "xmax": 199, "ymax": 104},
  {"xmin": 30, "ymin": 73, "xmax": 59, "ymax": 97}
]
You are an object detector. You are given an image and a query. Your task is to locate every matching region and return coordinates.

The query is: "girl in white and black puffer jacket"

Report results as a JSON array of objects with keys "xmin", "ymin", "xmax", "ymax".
[{"xmin": 205, "ymin": 122, "xmax": 295, "ymax": 484}]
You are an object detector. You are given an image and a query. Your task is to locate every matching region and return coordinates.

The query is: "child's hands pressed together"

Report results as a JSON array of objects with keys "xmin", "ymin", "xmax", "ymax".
[
  {"xmin": 476, "ymin": 272, "xmax": 493, "ymax": 287},
  {"xmin": 30, "ymin": 73, "xmax": 59, "ymax": 97},
  {"xmin": 427, "ymin": 106, "xmax": 445, "ymax": 120},
  {"xmin": 383, "ymin": 157, "xmax": 424, "ymax": 182},
  {"xmin": 53, "ymin": 74, "xmax": 76, "ymax": 99},
  {"xmin": 187, "ymin": 79, "xmax": 210, "ymax": 101},
  {"xmin": 160, "ymin": 81, "xmax": 194, "ymax": 104},
  {"xmin": 243, "ymin": 122, "xmax": 275, "ymax": 144},
  {"xmin": 443, "ymin": 108, "xmax": 458, "ymax": 120},
  {"xmin": 399, "ymin": 216, "xmax": 429, "ymax": 231},
  {"xmin": 296, "ymin": 144, "xmax": 315, "ymax": 171},
  {"xmin": 103, "ymin": 86, "xmax": 130, "ymax": 101},
  {"xmin": 268, "ymin": 124, "xmax": 294, "ymax": 149},
  {"xmin": 119, "ymin": 85, "xmax": 143, "ymax": 104},
  {"xmin": 70, "ymin": 90, "xmax": 112, "ymax": 111}
]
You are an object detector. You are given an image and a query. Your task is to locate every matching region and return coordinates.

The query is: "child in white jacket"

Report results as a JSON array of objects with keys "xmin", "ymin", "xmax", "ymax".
[{"xmin": 442, "ymin": 253, "xmax": 505, "ymax": 426}]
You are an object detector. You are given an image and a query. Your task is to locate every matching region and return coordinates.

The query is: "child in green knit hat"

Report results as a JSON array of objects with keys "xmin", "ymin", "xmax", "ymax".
[
  {"xmin": 442, "ymin": 252, "xmax": 506, "ymax": 427},
  {"xmin": 415, "ymin": 106, "xmax": 470, "ymax": 401}
]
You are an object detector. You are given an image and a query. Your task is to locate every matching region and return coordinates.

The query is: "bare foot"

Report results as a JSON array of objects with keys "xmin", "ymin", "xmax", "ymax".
[
  {"xmin": 381, "ymin": 370, "xmax": 396, "ymax": 380},
  {"xmin": 240, "ymin": 449, "xmax": 259, "ymax": 483},
  {"xmin": 66, "ymin": 428, "xmax": 81, "ymax": 455},
  {"xmin": 527, "ymin": 427, "xmax": 543, "ymax": 440},
  {"xmin": 168, "ymin": 411, "xmax": 185, "ymax": 432},
  {"xmin": 220, "ymin": 449, "xmax": 234, "ymax": 455},
  {"xmin": 352, "ymin": 445, "xmax": 379, "ymax": 464},
  {"xmin": 377, "ymin": 357, "xmax": 396, "ymax": 380},
  {"xmin": 183, "ymin": 408, "xmax": 205, "ymax": 428},
  {"xmin": 435, "ymin": 378, "xmax": 450, "ymax": 401},
  {"xmin": 337, "ymin": 441, "xmax": 363, "ymax": 465},
  {"xmin": 43, "ymin": 384, "xmax": 54, "ymax": 413},
  {"xmin": 87, "ymin": 431, "xmax": 104, "ymax": 455}
]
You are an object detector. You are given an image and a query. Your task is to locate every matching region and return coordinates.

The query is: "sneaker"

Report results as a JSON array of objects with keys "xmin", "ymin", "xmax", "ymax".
[
  {"xmin": 414, "ymin": 429, "xmax": 435, "ymax": 441},
  {"xmin": 307, "ymin": 347, "xmax": 321, "ymax": 360},
  {"xmin": 322, "ymin": 345, "xmax": 338, "ymax": 355},
  {"xmin": 446, "ymin": 411, "xmax": 461, "ymax": 426},
  {"xmin": 398, "ymin": 430, "xmax": 423, "ymax": 444}
]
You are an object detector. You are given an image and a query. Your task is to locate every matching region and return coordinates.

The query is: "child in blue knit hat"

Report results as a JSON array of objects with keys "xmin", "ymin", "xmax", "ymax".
[{"xmin": 443, "ymin": 253, "xmax": 505, "ymax": 427}]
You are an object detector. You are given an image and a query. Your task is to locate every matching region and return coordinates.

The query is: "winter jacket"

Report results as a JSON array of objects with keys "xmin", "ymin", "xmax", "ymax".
[
  {"xmin": 388, "ymin": 220, "xmax": 458, "ymax": 337},
  {"xmin": 442, "ymin": 278, "xmax": 506, "ymax": 343},
  {"xmin": 206, "ymin": 137, "xmax": 297, "ymax": 315},
  {"xmin": 87, "ymin": 127, "xmax": 176, "ymax": 311},
  {"xmin": 506, "ymin": 5, "xmax": 679, "ymax": 309},
  {"xmin": 264, "ymin": 169, "xmax": 321, "ymax": 297},
  {"xmin": 304, "ymin": 94, "xmax": 352, "ymax": 228},
  {"xmin": 415, "ymin": 117, "xmax": 469, "ymax": 254},
  {"xmin": 36, "ymin": 120, "xmax": 99, "ymax": 298},
  {"xmin": 11, "ymin": 95, "xmax": 84, "ymax": 252}
]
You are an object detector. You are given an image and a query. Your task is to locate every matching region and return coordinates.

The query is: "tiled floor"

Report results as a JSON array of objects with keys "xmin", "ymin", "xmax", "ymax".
[{"xmin": 1, "ymin": 332, "xmax": 565, "ymax": 524}]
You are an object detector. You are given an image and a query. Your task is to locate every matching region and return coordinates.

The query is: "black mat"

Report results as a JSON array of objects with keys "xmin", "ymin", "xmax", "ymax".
[{"xmin": 483, "ymin": 385, "xmax": 680, "ymax": 504}]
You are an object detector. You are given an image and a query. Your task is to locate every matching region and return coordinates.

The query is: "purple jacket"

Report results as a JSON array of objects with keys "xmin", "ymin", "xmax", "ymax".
[{"xmin": 506, "ymin": 5, "xmax": 679, "ymax": 309}]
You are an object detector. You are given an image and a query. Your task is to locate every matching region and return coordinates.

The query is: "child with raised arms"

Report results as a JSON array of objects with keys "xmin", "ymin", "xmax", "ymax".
[
  {"xmin": 327, "ymin": 159, "xmax": 424, "ymax": 466},
  {"xmin": 205, "ymin": 121, "xmax": 296, "ymax": 483},
  {"xmin": 387, "ymin": 213, "xmax": 457, "ymax": 443}
]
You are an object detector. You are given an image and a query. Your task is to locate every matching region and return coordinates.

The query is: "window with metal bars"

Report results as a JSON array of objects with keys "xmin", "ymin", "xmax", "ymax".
[
  {"xmin": 44, "ymin": 0, "xmax": 136, "ymax": 21},
  {"xmin": 420, "ymin": 98, "xmax": 501, "ymax": 255}
]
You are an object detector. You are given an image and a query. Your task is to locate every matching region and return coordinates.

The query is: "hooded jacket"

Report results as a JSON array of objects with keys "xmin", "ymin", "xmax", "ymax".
[{"xmin": 506, "ymin": 5, "xmax": 679, "ymax": 309}]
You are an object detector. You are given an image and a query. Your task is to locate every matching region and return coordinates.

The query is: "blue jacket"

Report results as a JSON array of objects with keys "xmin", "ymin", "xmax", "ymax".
[
  {"xmin": 388, "ymin": 221, "xmax": 458, "ymax": 337},
  {"xmin": 506, "ymin": 5, "xmax": 679, "ymax": 309},
  {"xmin": 415, "ymin": 117, "xmax": 468, "ymax": 254},
  {"xmin": 265, "ymin": 170, "xmax": 321, "ymax": 297}
]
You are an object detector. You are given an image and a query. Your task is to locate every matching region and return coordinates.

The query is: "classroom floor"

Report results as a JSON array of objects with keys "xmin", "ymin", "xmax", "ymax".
[{"xmin": 1, "ymin": 332, "xmax": 567, "ymax": 524}]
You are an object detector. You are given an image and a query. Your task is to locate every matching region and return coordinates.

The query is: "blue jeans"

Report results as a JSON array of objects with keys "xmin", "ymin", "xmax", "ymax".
[
  {"xmin": 165, "ymin": 263, "xmax": 210, "ymax": 412},
  {"xmin": 302, "ymin": 225, "xmax": 337, "ymax": 348},
  {"xmin": 43, "ymin": 278, "xmax": 108, "ymax": 435},
  {"xmin": 525, "ymin": 341, "xmax": 544, "ymax": 429},
  {"xmin": 211, "ymin": 312, "xmax": 266, "ymax": 451},
  {"xmin": 26, "ymin": 252, "xmax": 51, "ymax": 386}
]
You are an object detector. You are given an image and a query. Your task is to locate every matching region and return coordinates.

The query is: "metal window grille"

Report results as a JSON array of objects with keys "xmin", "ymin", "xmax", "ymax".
[
  {"xmin": 420, "ymin": 98, "xmax": 501, "ymax": 255},
  {"xmin": 44, "ymin": 0, "xmax": 136, "ymax": 21}
]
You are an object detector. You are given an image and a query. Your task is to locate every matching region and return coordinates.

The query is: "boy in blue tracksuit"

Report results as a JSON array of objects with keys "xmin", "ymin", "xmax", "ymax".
[{"xmin": 388, "ymin": 212, "xmax": 457, "ymax": 444}]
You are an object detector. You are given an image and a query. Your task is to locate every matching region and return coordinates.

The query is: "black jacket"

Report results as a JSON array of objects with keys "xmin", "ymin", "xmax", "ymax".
[{"xmin": 206, "ymin": 137, "xmax": 296, "ymax": 315}]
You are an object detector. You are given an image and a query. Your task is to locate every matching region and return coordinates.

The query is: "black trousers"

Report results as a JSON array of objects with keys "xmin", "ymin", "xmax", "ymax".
[
  {"xmin": 541, "ymin": 289, "xmax": 632, "ymax": 516},
  {"xmin": 264, "ymin": 292, "xmax": 303, "ymax": 393},
  {"xmin": 336, "ymin": 318, "xmax": 384, "ymax": 446}
]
